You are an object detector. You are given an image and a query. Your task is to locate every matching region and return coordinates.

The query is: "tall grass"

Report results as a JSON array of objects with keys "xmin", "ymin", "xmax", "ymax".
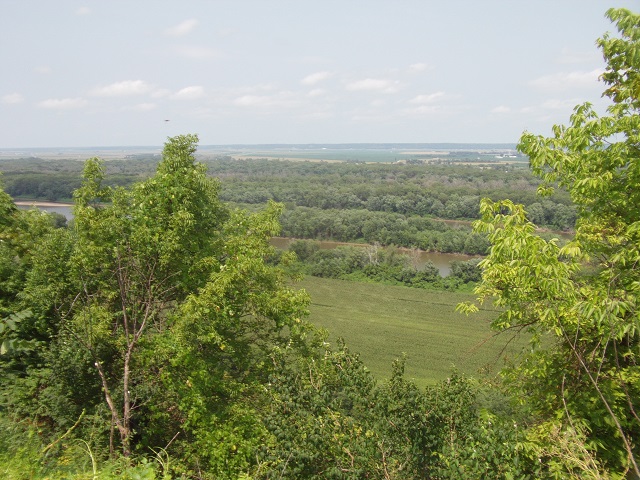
[{"xmin": 0, "ymin": 414, "xmax": 168, "ymax": 479}]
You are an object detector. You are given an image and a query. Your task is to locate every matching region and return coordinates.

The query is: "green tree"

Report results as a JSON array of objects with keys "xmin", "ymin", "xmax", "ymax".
[
  {"xmin": 0, "ymin": 181, "xmax": 21, "ymax": 315},
  {"xmin": 460, "ymin": 8, "xmax": 640, "ymax": 476},
  {"xmin": 450, "ymin": 258, "xmax": 482, "ymax": 284},
  {"xmin": 56, "ymin": 135, "xmax": 229, "ymax": 456},
  {"xmin": 14, "ymin": 134, "xmax": 310, "ymax": 465}
]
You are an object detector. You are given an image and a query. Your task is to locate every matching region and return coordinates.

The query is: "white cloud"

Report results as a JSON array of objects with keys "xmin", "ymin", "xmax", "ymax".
[
  {"xmin": 37, "ymin": 97, "xmax": 87, "ymax": 109},
  {"xmin": 404, "ymin": 105, "xmax": 445, "ymax": 115},
  {"xmin": 491, "ymin": 105, "xmax": 511, "ymax": 114},
  {"xmin": 171, "ymin": 86, "xmax": 205, "ymax": 100},
  {"xmin": 76, "ymin": 6, "xmax": 91, "ymax": 15},
  {"xmin": 402, "ymin": 95, "xmax": 465, "ymax": 116},
  {"xmin": 529, "ymin": 69, "xmax": 603, "ymax": 91},
  {"xmin": 35, "ymin": 66, "xmax": 52, "ymax": 75},
  {"xmin": 301, "ymin": 71, "xmax": 332, "ymax": 85},
  {"xmin": 90, "ymin": 80, "xmax": 155, "ymax": 97},
  {"xmin": 346, "ymin": 78, "xmax": 399, "ymax": 93},
  {"xmin": 2, "ymin": 93, "xmax": 24, "ymax": 104},
  {"xmin": 165, "ymin": 19, "xmax": 199, "ymax": 37},
  {"xmin": 410, "ymin": 92, "xmax": 445, "ymax": 104}
]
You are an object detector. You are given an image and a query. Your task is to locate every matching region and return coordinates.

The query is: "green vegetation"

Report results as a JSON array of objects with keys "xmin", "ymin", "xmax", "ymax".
[
  {"xmin": 300, "ymin": 276, "xmax": 523, "ymax": 386},
  {"xmin": 0, "ymin": 147, "xmax": 576, "ymax": 251},
  {"xmin": 282, "ymin": 239, "xmax": 481, "ymax": 290},
  {"xmin": 1, "ymin": 7, "xmax": 639, "ymax": 479},
  {"xmin": 0, "ymin": 136, "xmax": 542, "ymax": 479},
  {"xmin": 460, "ymin": 7, "xmax": 640, "ymax": 475},
  {"xmin": 0, "ymin": 135, "xmax": 311, "ymax": 475}
]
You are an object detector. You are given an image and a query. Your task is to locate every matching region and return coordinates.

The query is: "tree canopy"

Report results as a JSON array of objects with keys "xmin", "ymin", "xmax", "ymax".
[
  {"xmin": 1, "ymin": 134, "xmax": 311, "ymax": 465},
  {"xmin": 460, "ymin": 7, "xmax": 640, "ymax": 476}
]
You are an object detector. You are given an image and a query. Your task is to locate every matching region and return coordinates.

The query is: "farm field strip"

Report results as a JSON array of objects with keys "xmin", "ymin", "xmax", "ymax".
[{"xmin": 299, "ymin": 276, "xmax": 528, "ymax": 386}]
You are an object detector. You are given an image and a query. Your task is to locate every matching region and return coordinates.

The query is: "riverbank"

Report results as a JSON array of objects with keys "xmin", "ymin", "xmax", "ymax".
[
  {"xmin": 271, "ymin": 237, "xmax": 477, "ymax": 276},
  {"xmin": 14, "ymin": 200, "xmax": 73, "ymax": 207}
]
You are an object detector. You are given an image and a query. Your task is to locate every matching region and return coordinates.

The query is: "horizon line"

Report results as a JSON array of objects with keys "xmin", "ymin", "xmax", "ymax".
[{"xmin": 0, "ymin": 141, "xmax": 518, "ymax": 151}]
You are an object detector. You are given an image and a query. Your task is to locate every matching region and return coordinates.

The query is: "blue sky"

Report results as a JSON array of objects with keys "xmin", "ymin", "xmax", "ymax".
[{"xmin": 1, "ymin": 0, "xmax": 637, "ymax": 147}]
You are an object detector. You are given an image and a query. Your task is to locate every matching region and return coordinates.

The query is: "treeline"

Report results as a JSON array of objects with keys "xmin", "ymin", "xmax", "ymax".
[
  {"xmin": 282, "ymin": 239, "xmax": 482, "ymax": 289},
  {"xmin": 0, "ymin": 132, "xmax": 628, "ymax": 477},
  {"xmin": 210, "ymin": 158, "xmax": 576, "ymax": 229},
  {"xmin": 2, "ymin": 172, "xmax": 145, "ymax": 202},
  {"xmin": 0, "ymin": 156, "xmax": 577, "ymax": 231},
  {"xmin": 0, "ymin": 155, "xmax": 156, "ymax": 202},
  {"xmin": 279, "ymin": 206, "xmax": 490, "ymax": 254}
]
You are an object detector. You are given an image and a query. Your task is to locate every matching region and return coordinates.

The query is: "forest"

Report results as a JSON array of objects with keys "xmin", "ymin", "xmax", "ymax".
[
  {"xmin": 1, "ymin": 7, "xmax": 639, "ymax": 479},
  {"xmin": 0, "ymin": 149, "xmax": 575, "ymax": 274}
]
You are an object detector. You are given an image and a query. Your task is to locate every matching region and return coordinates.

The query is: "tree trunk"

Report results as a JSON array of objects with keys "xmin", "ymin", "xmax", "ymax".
[
  {"xmin": 121, "ymin": 346, "xmax": 133, "ymax": 457},
  {"xmin": 94, "ymin": 359, "xmax": 131, "ymax": 456}
]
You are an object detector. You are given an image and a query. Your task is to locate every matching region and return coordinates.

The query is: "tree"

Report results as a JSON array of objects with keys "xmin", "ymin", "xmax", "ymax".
[
  {"xmin": 459, "ymin": 8, "xmax": 640, "ymax": 476},
  {"xmin": 16, "ymin": 134, "xmax": 310, "ymax": 462},
  {"xmin": 60, "ymin": 135, "xmax": 229, "ymax": 455},
  {"xmin": 0, "ymin": 181, "xmax": 21, "ymax": 315},
  {"xmin": 450, "ymin": 258, "xmax": 482, "ymax": 284}
]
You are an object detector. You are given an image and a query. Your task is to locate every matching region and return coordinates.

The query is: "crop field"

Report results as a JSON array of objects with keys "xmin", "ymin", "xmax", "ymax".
[
  {"xmin": 299, "ymin": 276, "xmax": 530, "ymax": 386},
  {"xmin": 215, "ymin": 144, "xmax": 525, "ymax": 164},
  {"xmin": 231, "ymin": 149, "xmax": 414, "ymax": 163}
]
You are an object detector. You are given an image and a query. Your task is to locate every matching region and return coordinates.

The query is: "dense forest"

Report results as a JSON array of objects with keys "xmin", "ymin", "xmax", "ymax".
[
  {"xmin": 0, "ymin": 154, "xmax": 576, "ymax": 257},
  {"xmin": 1, "ymin": 7, "xmax": 639, "ymax": 479}
]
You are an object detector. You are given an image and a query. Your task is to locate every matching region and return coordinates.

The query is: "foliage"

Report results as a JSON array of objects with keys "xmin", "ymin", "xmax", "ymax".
[
  {"xmin": 10, "ymin": 14, "xmax": 637, "ymax": 470},
  {"xmin": 450, "ymin": 258, "xmax": 482, "ymax": 284},
  {"xmin": 1, "ymin": 144, "xmax": 579, "ymax": 259},
  {"xmin": 284, "ymin": 240, "xmax": 481, "ymax": 290},
  {"xmin": 258, "ymin": 345, "xmax": 538, "ymax": 479},
  {"xmin": 0, "ymin": 160, "xmax": 542, "ymax": 479},
  {"xmin": 279, "ymin": 206, "xmax": 491, "ymax": 254},
  {"xmin": 460, "ymin": 8, "xmax": 640, "ymax": 476},
  {"xmin": 0, "ymin": 154, "xmax": 558, "ymax": 218},
  {"xmin": 0, "ymin": 135, "xmax": 311, "ymax": 476},
  {"xmin": 0, "ymin": 130, "xmax": 597, "ymax": 476}
]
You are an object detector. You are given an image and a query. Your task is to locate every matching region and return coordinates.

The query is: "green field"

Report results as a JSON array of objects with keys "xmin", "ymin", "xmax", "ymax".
[{"xmin": 299, "ymin": 276, "xmax": 529, "ymax": 386}]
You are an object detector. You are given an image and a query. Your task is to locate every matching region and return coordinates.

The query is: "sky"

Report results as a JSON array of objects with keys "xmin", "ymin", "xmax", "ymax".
[{"xmin": 1, "ymin": 0, "xmax": 638, "ymax": 148}]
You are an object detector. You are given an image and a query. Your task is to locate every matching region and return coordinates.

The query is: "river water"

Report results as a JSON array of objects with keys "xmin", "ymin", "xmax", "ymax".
[
  {"xmin": 16, "ymin": 202, "xmax": 74, "ymax": 218},
  {"xmin": 16, "ymin": 203, "xmax": 477, "ymax": 276},
  {"xmin": 270, "ymin": 237, "xmax": 476, "ymax": 276}
]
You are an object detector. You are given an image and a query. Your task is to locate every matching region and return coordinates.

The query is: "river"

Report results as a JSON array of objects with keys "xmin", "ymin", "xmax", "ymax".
[
  {"xmin": 270, "ymin": 237, "xmax": 476, "ymax": 276},
  {"xmin": 16, "ymin": 201, "xmax": 74, "ymax": 218}
]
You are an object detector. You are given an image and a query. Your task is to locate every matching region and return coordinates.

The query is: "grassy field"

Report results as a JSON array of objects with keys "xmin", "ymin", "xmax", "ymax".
[{"xmin": 299, "ymin": 276, "xmax": 530, "ymax": 387}]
